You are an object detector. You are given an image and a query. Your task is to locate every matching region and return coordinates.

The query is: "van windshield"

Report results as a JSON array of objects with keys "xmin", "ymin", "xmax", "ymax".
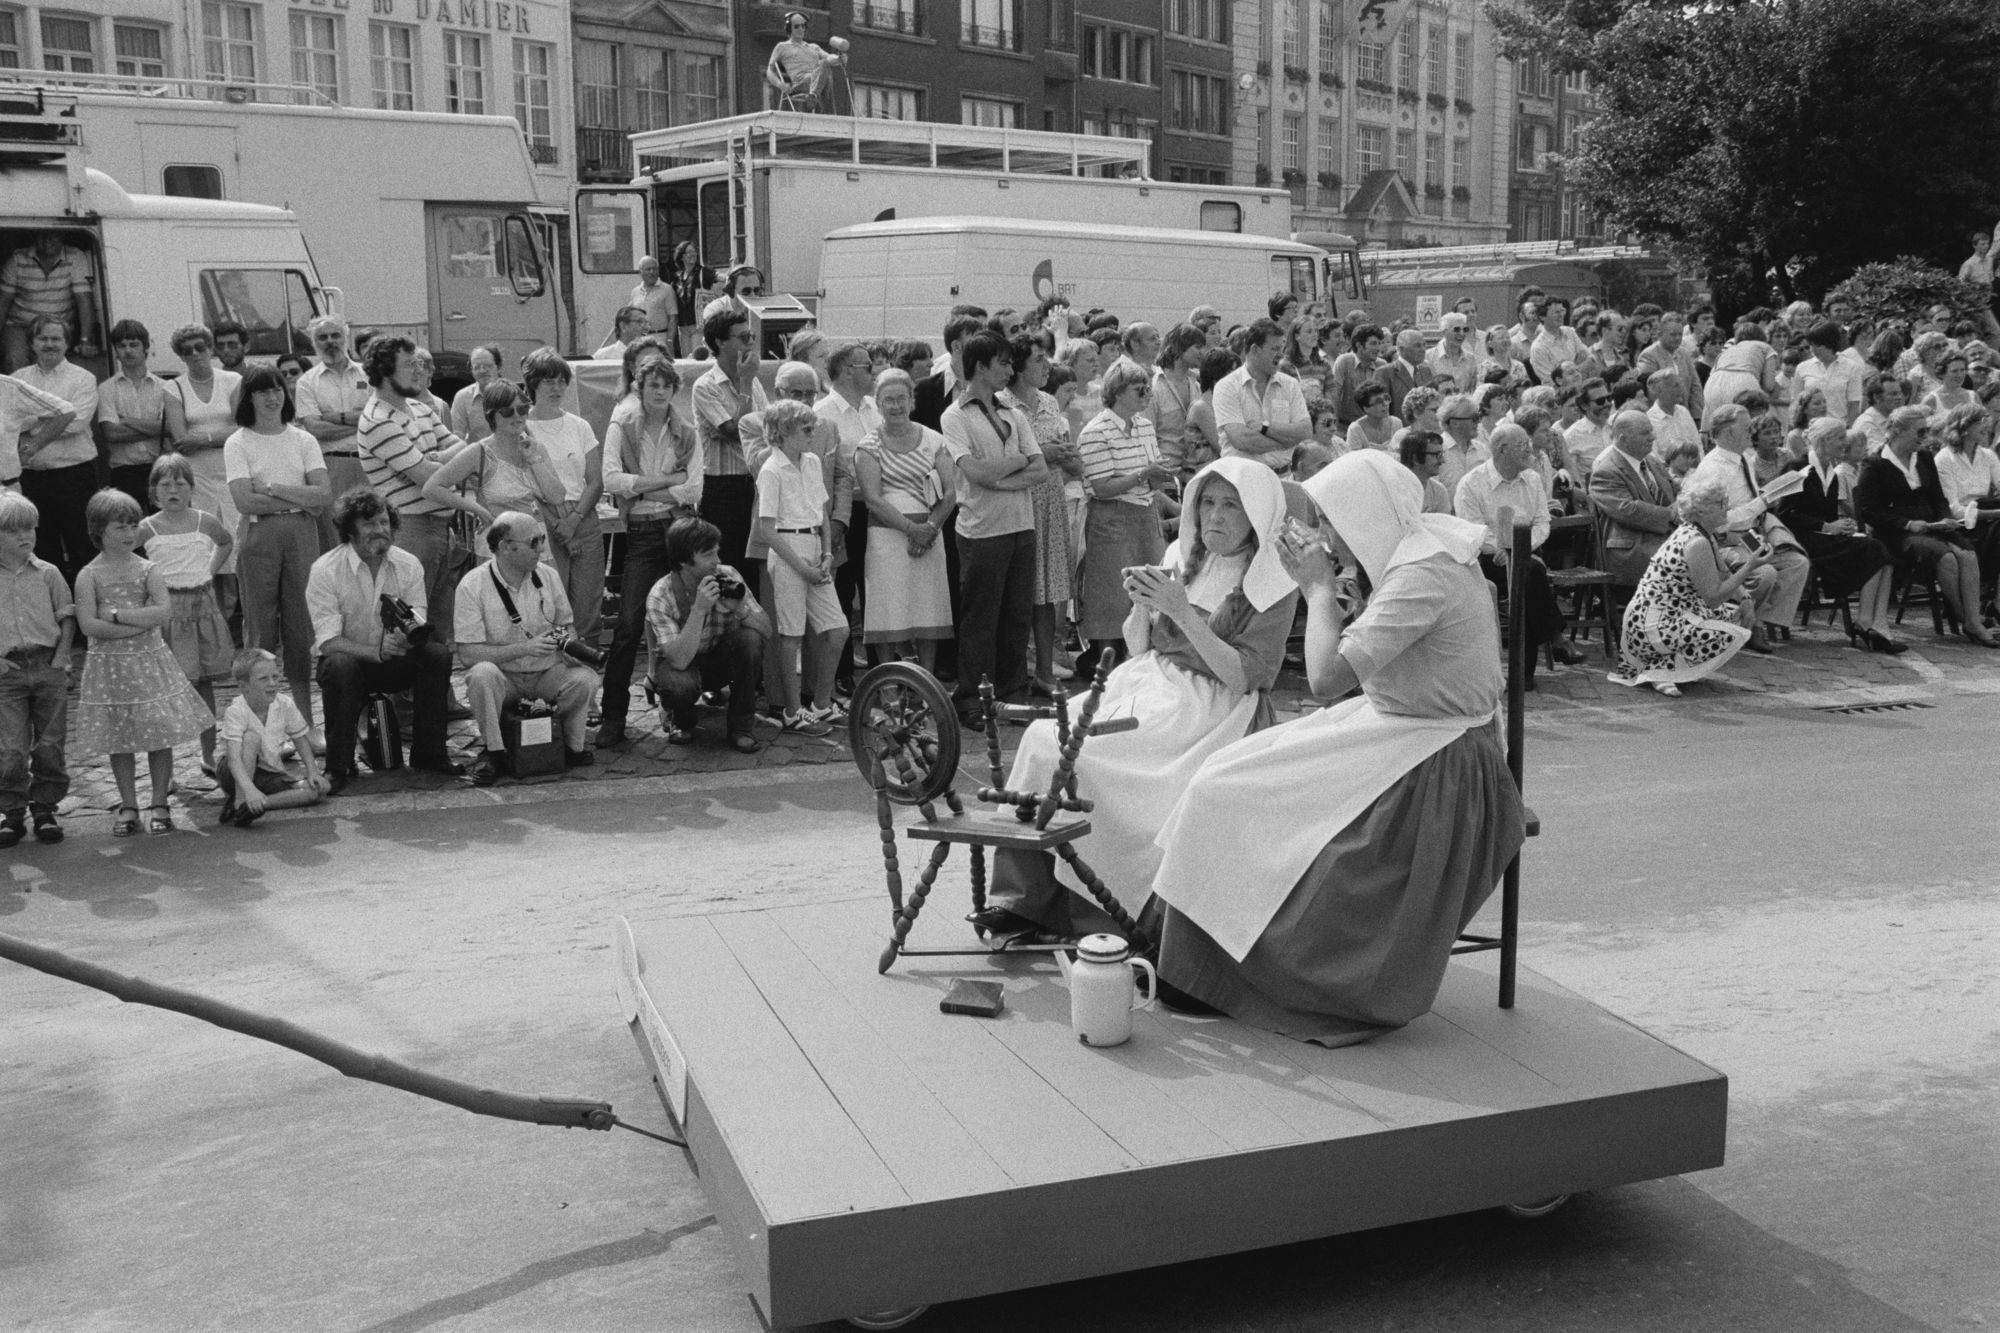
[{"xmin": 198, "ymin": 268, "xmax": 318, "ymax": 355}]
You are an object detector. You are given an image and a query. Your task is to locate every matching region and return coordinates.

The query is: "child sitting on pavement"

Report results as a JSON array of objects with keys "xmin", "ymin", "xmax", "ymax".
[
  {"xmin": 0, "ymin": 492, "xmax": 74, "ymax": 846},
  {"xmin": 217, "ymin": 648, "xmax": 330, "ymax": 828}
]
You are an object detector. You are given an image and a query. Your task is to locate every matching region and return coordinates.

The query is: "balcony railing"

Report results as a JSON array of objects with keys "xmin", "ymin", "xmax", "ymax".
[
  {"xmin": 576, "ymin": 124, "xmax": 629, "ymax": 178},
  {"xmin": 962, "ymin": 23, "xmax": 1024, "ymax": 52},
  {"xmin": 855, "ymin": 3, "xmax": 924, "ymax": 36}
]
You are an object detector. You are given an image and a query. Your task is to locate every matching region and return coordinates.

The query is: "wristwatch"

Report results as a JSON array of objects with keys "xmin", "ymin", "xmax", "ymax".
[{"xmin": 108, "ymin": 607, "xmax": 119, "ymax": 624}]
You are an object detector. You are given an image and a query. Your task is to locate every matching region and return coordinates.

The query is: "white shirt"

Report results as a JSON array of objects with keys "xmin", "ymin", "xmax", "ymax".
[
  {"xmin": 523, "ymin": 412, "xmax": 597, "ymax": 502},
  {"xmin": 1437, "ymin": 434, "xmax": 1490, "ymax": 495},
  {"xmin": 1453, "ymin": 461, "xmax": 1551, "ymax": 554},
  {"xmin": 454, "ymin": 555, "xmax": 575, "ymax": 650},
  {"xmin": 305, "ymin": 542, "xmax": 429, "ymax": 655},
  {"xmin": 1690, "ymin": 446, "xmax": 1767, "ymax": 531},
  {"xmin": 1563, "ymin": 417, "xmax": 1614, "ymax": 474},
  {"xmin": 293, "ymin": 360, "xmax": 371, "ymax": 451},
  {"xmin": 1647, "ymin": 403, "xmax": 1702, "ymax": 458},
  {"xmin": 1425, "ymin": 340, "xmax": 1481, "ymax": 393},
  {"xmin": 0, "ymin": 372, "xmax": 73, "ymax": 480},
  {"xmin": 592, "ymin": 339, "xmax": 628, "ymax": 362},
  {"xmin": 1854, "ymin": 406, "xmax": 1893, "ymax": 455},
  {"xmin": 1795, "ymin": 353, "xmax": 1865, "ymax": 420},
  {"xmin": 219, "ymin": 693, "xmax": 311, "ymax": 774},
  {"xmin": 12, "ymin": 359, "xmax": 96, "ymax": 469},
  {"xmin": 1212, "ymin": 364, "xmax": 1310, "ymax": 471},
  {"xmin": 1935, "ymin": 446, "xmax": 2000, "ymax": 507},
  {"xmin": 756, "ymin": 448, "xmax": 829, "ymax": 530},
  {"xmin": 815, "ymin": 390, "xmax": 882, "ymax": 450},
  {"xmin": 224, "ymin": 424, "xmax": 328, "ymax": 498}
]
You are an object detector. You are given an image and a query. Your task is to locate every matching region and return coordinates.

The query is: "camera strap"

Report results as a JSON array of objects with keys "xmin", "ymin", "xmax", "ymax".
[{"xmin": 489, "ymin": 564, "xmax": 547, "ymax": 632}]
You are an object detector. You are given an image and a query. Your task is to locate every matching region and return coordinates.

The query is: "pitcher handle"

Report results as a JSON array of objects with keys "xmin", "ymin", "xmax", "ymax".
[{"xmin": 1129, "ymin": 957, "xmax": 1157, "ymax": 1012}]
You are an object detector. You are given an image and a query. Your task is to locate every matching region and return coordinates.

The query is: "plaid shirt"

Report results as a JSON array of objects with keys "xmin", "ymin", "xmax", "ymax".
[{"xmin": 646, "ymin": 565, "xmax": 762, "ymax": 656}]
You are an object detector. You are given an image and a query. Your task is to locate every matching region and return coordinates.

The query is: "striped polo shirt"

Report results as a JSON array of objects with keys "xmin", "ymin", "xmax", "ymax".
[
  {"xmin": 0, "ymin": 247, "xmax": 92, "ymax": 327},
  {"xmin": 1077, "ymin": 407, "xmax": 1163, "ymax": 507},
  {"xmin": 356, "ymin": 391, "xmax": 454, "ymax": 517}
]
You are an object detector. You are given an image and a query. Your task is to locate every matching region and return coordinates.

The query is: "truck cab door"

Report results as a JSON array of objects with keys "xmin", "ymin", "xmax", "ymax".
[
  {"xmin": 572, "ymin": 185, "xmax": 652, "ymax": 356},
  {"xmin": 427, "ymin": 206, "xmax": 555, "ymax": 368}
]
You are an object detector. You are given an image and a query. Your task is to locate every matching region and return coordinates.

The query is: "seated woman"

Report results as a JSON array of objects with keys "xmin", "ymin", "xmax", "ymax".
[
  {"xmin": 1774, "ymin": 417, "xmax": 1897, "ymax": 652},
  {"xmin": 977, "ymin": 458, "xmax": 1299, "ymax": 942},
  {"xmin": 1146, "ymin": 451, "xmax": 1525, "ymax": 1046},
  {"xmin": 1856, "ymin": 405, "xmax": 1998, "ymax": 647},
  {"xmin": 1608, "ymin": 477, "xmax": 1766, "ymax": 697}
]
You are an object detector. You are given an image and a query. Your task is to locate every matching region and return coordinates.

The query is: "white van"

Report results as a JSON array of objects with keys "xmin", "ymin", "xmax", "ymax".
[{"xmin": 817, "ymin": 216, "xmax": 1354, "ymax": 345}]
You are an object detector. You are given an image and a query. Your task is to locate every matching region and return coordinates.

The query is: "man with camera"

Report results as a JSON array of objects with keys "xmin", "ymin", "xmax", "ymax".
[
  {"xmin": 646, "ymin": 516, "xmax": 770, "ymax": 753},
  {"xmin": 306, "ymin": 489, "xmax": 464, "ymax": 793},
  {"xmin": 454, "ymin": 512, "xmax": 601, "ymax": 786}
]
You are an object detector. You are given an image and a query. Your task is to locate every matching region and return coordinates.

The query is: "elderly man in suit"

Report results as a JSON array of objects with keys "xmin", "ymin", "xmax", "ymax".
[
  {"xmin": 1371, "ymin": 328, "xmax": 1433, "ymax": 424},
  {"xmin": 1589, "ymin": 410, "xmax": 1679, "ymax": 585}
]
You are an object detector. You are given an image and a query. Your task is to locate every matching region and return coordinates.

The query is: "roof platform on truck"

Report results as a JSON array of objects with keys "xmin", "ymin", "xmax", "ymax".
[{"xmin": 627, "ymin": 110, "xmax": 1152, "ymax": 179}]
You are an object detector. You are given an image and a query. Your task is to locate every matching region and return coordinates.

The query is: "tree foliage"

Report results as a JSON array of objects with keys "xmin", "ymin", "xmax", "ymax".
[
  {"xmin": 1824, "ymin": 259, "xmax": 1991, "ymax": 331},
  {"xmin": 1487, "ymin": 0, "xmax": 2000, "ymax": 310}
]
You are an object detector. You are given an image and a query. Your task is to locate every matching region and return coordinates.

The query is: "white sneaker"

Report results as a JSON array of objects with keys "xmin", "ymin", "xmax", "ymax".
[{"xmin": 781, "ymin": 710, "xmax": 832, "ymax": 737}]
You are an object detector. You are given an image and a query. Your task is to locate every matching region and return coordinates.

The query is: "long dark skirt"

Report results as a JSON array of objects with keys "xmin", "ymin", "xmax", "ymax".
[
  {"xmin": 1078, "ymin": 500, "xmax": 1164, "ymax": 640},
  {"xmin": 1793, "ymin": 528, "xmax": 1889, "ymax": 599},
  {"xmin": 1155, "ymin": 722, "xmax": 1525, "ymax": 1047}
]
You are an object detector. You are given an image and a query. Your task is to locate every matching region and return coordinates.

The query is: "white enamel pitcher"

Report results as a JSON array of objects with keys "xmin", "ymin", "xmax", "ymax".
[{"xmin": 1055, "ymin": 934, "xmax": 1157, "ymax": 1047}]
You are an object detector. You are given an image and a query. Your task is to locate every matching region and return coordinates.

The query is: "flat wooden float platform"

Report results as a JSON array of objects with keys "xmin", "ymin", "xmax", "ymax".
[{"xmin": 614, "ymin": 898, "xmax": 1727, "ymax": 1329}]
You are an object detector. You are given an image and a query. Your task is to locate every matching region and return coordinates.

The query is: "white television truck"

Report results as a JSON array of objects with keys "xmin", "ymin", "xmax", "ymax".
[
  {"xmin": 818, "ymin": 216, "xmax": 1359, "ymax": 345},
  {"xmin": 0, "ymin": 91, "xmax": 331, "ymax": 381},
  {"xmin": 570, "ymin": 111, "xmax": 1315, "ymax": 351},
  {"xmin": 1, "ymin": 72, "xmax": 562, "ymax": 380}
]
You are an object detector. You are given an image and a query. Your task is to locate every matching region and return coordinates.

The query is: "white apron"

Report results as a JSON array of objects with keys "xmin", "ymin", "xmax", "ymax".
[
  {"xmin": 1150, "ymin": 694, "xmax": 1488, "ymax": 961},
  {"xmin": 1006, "ymin": 653, "xmax": 1260, "ymax": 915}
]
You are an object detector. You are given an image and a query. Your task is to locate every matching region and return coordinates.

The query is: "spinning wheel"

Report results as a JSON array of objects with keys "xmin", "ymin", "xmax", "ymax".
[{"xmin": 848, "ymin": 663, "xmax": 960, "ymax": 805}]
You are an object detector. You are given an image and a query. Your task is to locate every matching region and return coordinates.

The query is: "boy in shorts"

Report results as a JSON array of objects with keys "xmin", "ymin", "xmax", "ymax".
[
  {"xmin": 0, "ymin": 492, "xmax": 73, "ymax": 845},
  {"xmin": 755, "ymin": 399, "xmax": 846, "ymax": 734},
  {"xmin": 217, "ymin": 648, "xmax": 331, "ymax": 828}
]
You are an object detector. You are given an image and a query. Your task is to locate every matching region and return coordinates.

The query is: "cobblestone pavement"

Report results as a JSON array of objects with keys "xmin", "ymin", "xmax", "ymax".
[{"xmin": 37, "ymin": 609, "xmax": 2000, "ymax": 838}]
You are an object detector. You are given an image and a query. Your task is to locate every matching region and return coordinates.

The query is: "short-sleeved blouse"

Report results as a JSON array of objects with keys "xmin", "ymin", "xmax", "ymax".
[
  {"xmin": 860, "ymin": 427, "xmax": 947, "ymax": 511},
  {"xmin": 1338, "ymin": 554, "xmax": 1502, "ymax": 719}
]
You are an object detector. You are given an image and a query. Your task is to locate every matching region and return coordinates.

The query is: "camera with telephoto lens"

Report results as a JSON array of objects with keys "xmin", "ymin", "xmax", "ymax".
[
  {"xmin": 377, "ymin": 594, "xmax": 431, "ymax": 647},
  {"xmin": 712, "ymin": 570, "xmax": 746, "ymax": 601},
  {"xmin": 559, "ymin": 634, "xmax": 605, "ymax": 668}
]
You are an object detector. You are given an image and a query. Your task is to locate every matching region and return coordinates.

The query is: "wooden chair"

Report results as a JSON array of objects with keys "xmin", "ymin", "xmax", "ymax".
[
  {"xmin": 1892, "ymin": 562, "xmax": 1961, "ymax": 636},
  {"xmin": 1796, "ymin": 568, "xmax": 1855, "ymax": 638},
  {"xmin": 1452, "ymin": 509, "xmax": 1538, "ymax": 1007},
  {"xmin": 1544, "ymin": 511, "xmax": 1620, "ymax": 661},
  {"xmin": 851, "ymin": 658, "xmax": 1144, "ymax": 974}
]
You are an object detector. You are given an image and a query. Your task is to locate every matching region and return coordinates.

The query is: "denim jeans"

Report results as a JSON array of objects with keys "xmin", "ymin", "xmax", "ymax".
[
  {"xmin": 652, "ymin": 625, "xmax": 765, "ymax": 737},
  {"xmin": 0, "ymin": 655, "xmax": 68, "ymax": 810},
  {"xmin": 599, "ymin": 516, "xmax": 675, "ymax": 727}
]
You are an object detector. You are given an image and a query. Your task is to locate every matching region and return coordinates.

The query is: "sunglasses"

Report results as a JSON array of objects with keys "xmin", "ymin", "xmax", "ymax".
[
  {"xmin": 1586, "ymin": 396, "xmax": 1611, "ymax": 408},
  {"xmin": 492, "ymin": 406, "xmax": 522, "ymax": 419},
  {"xmin": 1444, "ymin": 414, "xmax": 1478, "ymax": 423}
]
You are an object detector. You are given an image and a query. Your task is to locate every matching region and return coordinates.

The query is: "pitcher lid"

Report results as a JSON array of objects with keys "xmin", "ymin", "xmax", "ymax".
[{"xmin": 1075, "ymin": 933, "xmax": 1129, "ymax": 964}]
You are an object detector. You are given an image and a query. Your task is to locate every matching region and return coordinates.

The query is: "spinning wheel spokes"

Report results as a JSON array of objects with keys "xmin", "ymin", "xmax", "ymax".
[{"xmin": 848, "ymin": 663, "xmax": 961, "ymax": 805}]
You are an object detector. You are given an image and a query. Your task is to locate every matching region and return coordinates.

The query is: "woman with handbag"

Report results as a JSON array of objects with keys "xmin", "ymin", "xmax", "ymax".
[{"xmin": 421, "ymin": 379, "xmax": 566, "ymax": 541}]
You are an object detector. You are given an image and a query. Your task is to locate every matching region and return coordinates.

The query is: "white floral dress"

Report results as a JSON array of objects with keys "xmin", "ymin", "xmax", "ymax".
[{"xmin": 1609, "ymin": 523, "xmax": 1750, "ymax": 687}]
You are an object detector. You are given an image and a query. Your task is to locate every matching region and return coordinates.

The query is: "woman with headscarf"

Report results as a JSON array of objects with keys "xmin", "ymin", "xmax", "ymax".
[
  {"xmin": 976, "ymin": 458, "xmax": 1300, "ymax": 942},
  {"xmin": 1146, "ymin": 451, "xmax": 1525, "ymax": 1047}
]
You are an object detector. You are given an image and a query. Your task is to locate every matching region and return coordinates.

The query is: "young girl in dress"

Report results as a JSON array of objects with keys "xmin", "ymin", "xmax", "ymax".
[
  {"xmin": 71, "ymin": 489, "xmax": 215, "ymax": 836},
  {"xmin": 137, "ymin": 454, "xmax": 235, "ymax": 776}
]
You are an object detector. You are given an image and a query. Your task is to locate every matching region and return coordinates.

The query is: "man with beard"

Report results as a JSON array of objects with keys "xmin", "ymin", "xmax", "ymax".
[
  {"xmin": 304, "ymin": 488, "xmax": 463, "ymax": 792},
  {"xmin": 211, "ymin": 320, "xmax": 249, "ymax": 374},
  {"xmin": 355, "ymin": 335, "xmax": 468, "ymax": 640}
]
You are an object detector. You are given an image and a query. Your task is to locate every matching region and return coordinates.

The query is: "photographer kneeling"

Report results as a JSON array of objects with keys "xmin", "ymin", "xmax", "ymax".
[
  {"xmin": 647, "ymin": 516, "xmax": 770, "ymax": 753},
  {"xmin": 306, "ymin": 488, "xmax": 463, "ymax": 792},
  {"xmin": 455, "ymin": 512, "xmax": 602, "ymax": 785}
]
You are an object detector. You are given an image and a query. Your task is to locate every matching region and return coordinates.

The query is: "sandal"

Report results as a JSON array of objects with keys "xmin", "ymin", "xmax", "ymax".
[
  {"xmin": 147, "ymin": 804, "xmax": 175, "ymax": 835},
  {"xmin": 112, "ymin": 806, "xmax": 140, "ymax": 837}
]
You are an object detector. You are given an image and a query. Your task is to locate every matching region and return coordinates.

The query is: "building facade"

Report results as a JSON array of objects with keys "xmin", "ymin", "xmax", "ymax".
[
  {"xmin": 1230, "ymin": 0, "xmax": 1510, "ymax": 247},
  {"xmin": 0, "ymin": 0, "xmax": 575, "ymax": 207},
  {"xmin": 1161, "ymin": 0, "xmax": 1231, "ymax": 183},
  {"xmin": 572, "ymin": 0, "xmax": 731, "ymax": 182}
]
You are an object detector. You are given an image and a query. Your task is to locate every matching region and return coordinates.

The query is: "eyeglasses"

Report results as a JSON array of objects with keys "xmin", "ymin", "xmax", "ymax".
[
  {"xmin": 1586, "ymin": 396, "xmax": 1611, "ymax": 408},
  {"xmin": 1444, "ymin": 414, "xmax": 1478, "ymax": 424},
  {"xmin": 492, "ymin": 406, "xmax": 522, "ymax": 419},
  {"xmin": 1421, "ymin": 450, "xmax": 1445, "ymax": 460},
  {"xmin": 506, "ymin": 535, "xmax": 548, "ymax": 549}
]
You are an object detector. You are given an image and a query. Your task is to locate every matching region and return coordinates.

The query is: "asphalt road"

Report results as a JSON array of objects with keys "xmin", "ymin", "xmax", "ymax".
[{"xmin": 2, "ymin": 688, "xmax": 1994, "ymax": 1332}]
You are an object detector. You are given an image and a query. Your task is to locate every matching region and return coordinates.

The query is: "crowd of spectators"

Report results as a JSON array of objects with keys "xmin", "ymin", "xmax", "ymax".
[{"xmin": 8, "ymin": 248, "xmax": 2000, "ymax": 841}]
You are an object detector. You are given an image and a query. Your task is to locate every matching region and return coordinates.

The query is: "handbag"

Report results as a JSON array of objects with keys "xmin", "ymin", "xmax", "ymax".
[
  {"xmin": 360, "ymin": 695, "xmax": 404, "ymax": 772},
  {"xmin": 445, "ymin": 445, "xmax": 488, "ymax": 571}
]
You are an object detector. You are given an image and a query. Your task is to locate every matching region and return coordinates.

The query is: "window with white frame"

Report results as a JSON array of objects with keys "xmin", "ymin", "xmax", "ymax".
[
  {"xmin": 1167, "ymin": 0, "xmax": 1226, "ymax": 43},
  {"xmin": 1356, "ymin": 40, "xmax": 1384, "ymax": 83},
  {"xmin": 961, "ymin": 95, "xmax": 1021, "ymax": 128},
  {"xmin": 40, "ymin": 14, "xmax": 94, "ymax": 73},
  {"xmin": 201, "ymin": 2, "xmax": 256, "ymax": 85},
  {"xmin": 1452, "ymin": 136, "xmax": 1469, "ymax": 188},
  {"xmin": 1425, "ymin": 25, "xmax": 1444, "ymax": 94},
  {"xmin": 1168, "ymin": 69, "xmax": 1227, "ymax": 136},
  {"xmin": 1454, "ymin": 32, "xmax": 1471, "ymax": 100},
  {"xmin": 1356, "ymin": 125, "xmax": 1385, "ymax": 175},
  {"xmin": 1082, "ymin": 25, "xmax": 1155, "ymax": 84},
  {"xmin": 854, "ymin": 0, "xmax": 923, "ymax": 38},
  {"xmin": 114, "ymin": 24, "xmax": 166, "ymax": 78},
  {"xmin": 677, "ymin": 52, "xmax": 722, "ymax": 123},
  {"xmin": 1282, "ymin": 113, "xmax": 1303, "ymax": 174},
  {"xmin": 1317, "ymin": 1, "xmax": 1338, "ymax": 75},
  {"xmin": 1424, "ymin": 133, "xmax": 1441, "ymax": 186},
  {"xmin": 0, "ymin": 12, "xmax": 20, "ymax": 69},
  {"xmin": 576, "ymin": 40, "xmax": 620, "ymax": 128},
  {"xmin": 1395, "ymin": 32, "xmax": 1415, "ymax": 89},
  {"xmin": 370, "ymin": 23, "xmax": 416, "ymax": 110},
  {"xmin": 289, "ymin": 12, "xmax": 339, "ymax": 104},
  {"xmin": 962, "ymin": 0, "xmax": 1021, "ymax": 51},
  {"xmin": 631, "ymin": 48, "xmax": 671, "ymax": 130},
  {"xmin": 1282, "ymin": 0, "xmax": 1304, "ymax": 70},
  {"xmin": 444, "ymin": 31, "xmax": 486, "ymax": 114},
  {"xmin": 1394, "ymin": 130, "xmax": 1412, "ymax": 179},
  {"xmin": 855, "ymin": 81, "xmax": 922, "ymax": 120},
  {"xmin": 513, "ymin": 40, "xmax": 553, "ymax": 148},
  {"xmin": 1316, "ymin": 116, "xmax": 1337, "ymax": 188}
]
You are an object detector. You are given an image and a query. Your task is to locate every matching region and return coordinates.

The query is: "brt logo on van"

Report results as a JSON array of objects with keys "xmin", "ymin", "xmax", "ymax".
[{"xmin": 1032, "ymin": 259, "xmax": 1077, "ymax": 303}]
